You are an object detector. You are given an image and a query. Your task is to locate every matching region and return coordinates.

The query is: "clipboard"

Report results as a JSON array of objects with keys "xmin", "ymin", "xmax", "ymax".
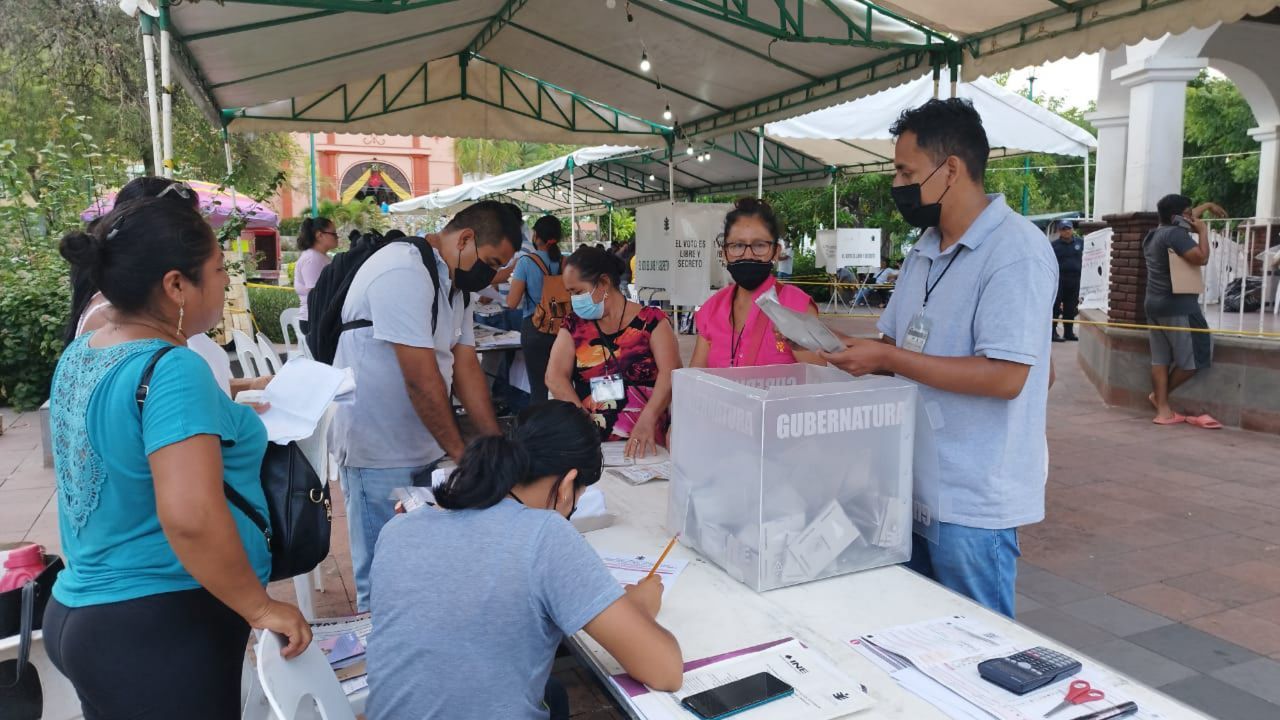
[{"xmin": 1168, "ymin": 248, "xmax": 1204, "ymax": 295}]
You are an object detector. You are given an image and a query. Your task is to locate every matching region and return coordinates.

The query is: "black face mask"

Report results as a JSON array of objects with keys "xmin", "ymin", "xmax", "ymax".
[
  {"xmin": 891, "ymin": 161, "xmax": 951, "ymax": 230},
  {"xmin": 727, "ymin": 260, "xmax": 773, "ymax": 291},
  {"xmin": 453, "ymin": 241, "xmax": 497, "ymax": 292}
]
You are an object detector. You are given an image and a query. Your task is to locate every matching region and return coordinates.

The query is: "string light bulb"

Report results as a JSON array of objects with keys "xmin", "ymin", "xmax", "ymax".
[
  {"xmin": 639, "ymin": 52, "xmax": 651, "ymax": 73},
  {"xmin": 648, "ymin": 174, "xmax": 655, "ymax": 181},
  {"xmin": 662, "ymin": 104, "xmax": 672, "ymax": 121},
  {"xmin": 686, "ymin": 145, "xmax": 694, "ymax": 156}
]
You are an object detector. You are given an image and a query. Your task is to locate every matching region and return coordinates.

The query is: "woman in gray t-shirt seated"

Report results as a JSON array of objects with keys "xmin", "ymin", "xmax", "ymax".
[{"xmin": 367, "ymin": 401, "xmax": 683, "ymax": 720}]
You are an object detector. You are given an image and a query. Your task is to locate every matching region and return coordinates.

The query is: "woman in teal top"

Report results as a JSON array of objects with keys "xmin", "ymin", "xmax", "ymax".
[{"xmin": 45, "ymin": 196, "xmax": 311, "ymax": 720}]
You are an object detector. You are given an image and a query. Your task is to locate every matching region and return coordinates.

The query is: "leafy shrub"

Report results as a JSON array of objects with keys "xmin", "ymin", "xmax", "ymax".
[
  {"xmin": 278, "ymin": 216, "xmax": 303, "ymax": 236},
  {"xmin": 0, "ymin": 250, "xmax": 70, "ymax": 410},
  {"xmin": 247, "ymin": 284, "xmax": 299, "ymax": 344},
  {"xmin": 788, "ymin": 248, "xmax": 830, "ymax": 303}
]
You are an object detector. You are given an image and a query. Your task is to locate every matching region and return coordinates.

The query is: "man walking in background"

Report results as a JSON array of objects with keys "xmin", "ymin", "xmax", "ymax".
[
  {"xmin": 1051, "ymin": 220, "xmax": 1083, "ymax": 342},
  {"xmin": 1144, "ymin": 194, "xmax": 1226, "ymax": 429}
]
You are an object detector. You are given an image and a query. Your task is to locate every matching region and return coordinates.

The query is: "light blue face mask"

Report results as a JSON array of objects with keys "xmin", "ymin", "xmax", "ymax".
[{"xmin": 572, "ymin": 287, "xmax": 606, "ymax": 320}]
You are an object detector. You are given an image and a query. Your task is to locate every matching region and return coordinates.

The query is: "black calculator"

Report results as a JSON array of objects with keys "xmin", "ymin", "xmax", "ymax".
[{"xmin": 977, "ymin": 647, "xmax": 1082, "ymax": 695}]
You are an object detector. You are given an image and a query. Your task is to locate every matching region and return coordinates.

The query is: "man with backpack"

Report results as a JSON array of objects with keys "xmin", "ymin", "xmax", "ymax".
[
  {"xmin": 507, "ymin": 215, "xmax": 568, "ymax": 403},
  {"xmin": 328, "ymin": 200, "xmax": 521, "ymax": 611}
]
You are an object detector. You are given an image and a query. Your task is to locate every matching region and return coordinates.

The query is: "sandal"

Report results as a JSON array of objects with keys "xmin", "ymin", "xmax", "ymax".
[
  {"xmin": 1186, "ymin": 414, "xmax": 1223, "ymax": 430},
  {"xmin": 1153, "ymin": 413, "xmax": 1186, "ymax": 426}
]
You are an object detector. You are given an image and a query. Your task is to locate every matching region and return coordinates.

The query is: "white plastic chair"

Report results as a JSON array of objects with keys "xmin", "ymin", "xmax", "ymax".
[
  {"xmin": 255, "ymin": 630, "xmax": 356, "ymax": 720},
  {"xmin": 256, "ymin": 332, "xmax": 285, "ymax": 375},
  {"xmin": 280, "ymin": 308, "xmax": 310, "ymax": 360},
  {"xmin": 292, "ymin": 404, "xmax": 338, "ymax": 621},
  {"xmin": 232, "ymin": 329, "xmax": 269, "ymax": 378}
]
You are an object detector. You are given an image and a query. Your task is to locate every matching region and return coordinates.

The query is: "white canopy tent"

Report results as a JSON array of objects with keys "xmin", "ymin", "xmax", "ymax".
[
  {"xmin": 125, "ymin": 0, "xmax": 1278, "ymax": 181},
  {"xmin": 767, "ymin": 74, "xmax": 1097, "ymax": 167},
  {"xmin": 767, "ymin": 73, "xmax": 1100, "ymax": 214}
]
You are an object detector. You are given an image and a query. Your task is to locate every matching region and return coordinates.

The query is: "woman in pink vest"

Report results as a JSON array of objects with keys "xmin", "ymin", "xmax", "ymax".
[{"xmin": 691, "ymin": 198, "xmax": 823, "ymax": 368}]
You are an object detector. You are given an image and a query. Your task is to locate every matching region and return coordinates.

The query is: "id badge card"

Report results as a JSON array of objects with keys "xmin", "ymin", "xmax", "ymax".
[
  {"xmin": 590, "ymin": 374, "xmax": 626, "ymax": 403},
  {"xmin": 903, "ymin": 311, "xmax": 931, "ymax": 353}
]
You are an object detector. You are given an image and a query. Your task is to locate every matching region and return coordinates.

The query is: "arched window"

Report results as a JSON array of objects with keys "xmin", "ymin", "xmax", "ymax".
[{"xmin": 339, "ymin": 161, "xmax": 412, "ymax": 205}]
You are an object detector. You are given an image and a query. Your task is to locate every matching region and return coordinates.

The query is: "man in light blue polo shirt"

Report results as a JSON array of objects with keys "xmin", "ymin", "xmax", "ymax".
[{"xmin": 821, "ymin": 99, "xmax": 1057, "ymax": 617}]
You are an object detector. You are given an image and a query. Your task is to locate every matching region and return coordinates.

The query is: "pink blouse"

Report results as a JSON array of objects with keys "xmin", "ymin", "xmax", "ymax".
[{"xmin": 695, "ymin": 275, "xmax": 816, "ymax": 368}]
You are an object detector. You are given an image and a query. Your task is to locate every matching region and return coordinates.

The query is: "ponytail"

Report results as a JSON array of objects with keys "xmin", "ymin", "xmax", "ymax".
[
  {"xmin": 297, "ymin": 216, "xmax": 333, "ymax": 251},
  {"xmin": 433, "ymin": 401, "xmax": 604, "ymax": 511},
  {"xmin": 433, "ymin": 435, "xmax": 530, "ymax": 510},
  {"xmin": 533, "ymin": 215, "xmax": 563, "ymax": 264},
  {"xmin": 60, "ymin": 229, "xmax": 105, "ymax": 345}
]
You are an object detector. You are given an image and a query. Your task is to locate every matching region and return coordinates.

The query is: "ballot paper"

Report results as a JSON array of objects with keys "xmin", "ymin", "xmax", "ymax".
[
  {"xmin": 851, "ymin": 617, "xmax": 1167, "ymax": 720},
  {"xmin": 602, "ymin": 442, "xmax": 670, "ymax": 467},
  {"xmin": 258, "ymin": 358, "xmax": 353, "ymax": 442},
  {"xmin": 755, "ymin": 286, "xmax": 844, "ymax": 353},
  {"xmin": 599, "ymin": 553, "xmax": 689, "ymax": 595},
  {"xmin": 614, "ymin": 638, "xmax": 873, "ymax": 720},
  {"xmin": 607, "ymin": 461, "xmax": 673, "ymax": 485}
]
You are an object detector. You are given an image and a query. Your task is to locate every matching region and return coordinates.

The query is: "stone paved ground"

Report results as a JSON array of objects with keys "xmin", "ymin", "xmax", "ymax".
[{"xmin": 4, "ymin": 322, "xmax": 1279, "ymax": 719}]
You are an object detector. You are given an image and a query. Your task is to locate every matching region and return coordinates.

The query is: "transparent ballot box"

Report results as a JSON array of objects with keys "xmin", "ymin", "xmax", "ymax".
[{"xmin": 667, "ymin": 364, "xmax": 916, "ymax": 592}]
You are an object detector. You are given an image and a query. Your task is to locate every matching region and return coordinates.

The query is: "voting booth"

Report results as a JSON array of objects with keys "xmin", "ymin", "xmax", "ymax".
[
  {"xmin": 634, "ymin": 202, "xmax": 733, "ymax": 306},
  {"xmin": 667, "ymin": 364, "xmax": 916, "ymax": 592}
]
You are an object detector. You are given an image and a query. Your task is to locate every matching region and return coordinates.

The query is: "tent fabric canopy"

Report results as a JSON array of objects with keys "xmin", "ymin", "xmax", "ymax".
[
  {"xmin": 82, "ymin": 179, "xmax": 278, "ymax": 229},
  {"xmin": 766, "ymin": 74, "xmax": 1098, "ymax": 170},
  {"xmin": 390, "ymin": 132, "xmax": 837, "ymax": 215},
  {"xmin": 156, "ymin": 0, "xmax": 1278, "ymax": 146}
]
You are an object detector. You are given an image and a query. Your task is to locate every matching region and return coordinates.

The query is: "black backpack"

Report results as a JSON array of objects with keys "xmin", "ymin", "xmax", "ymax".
[{"xmin": 305, "ymin": 233, "xmax": 449, "ymax": 364}]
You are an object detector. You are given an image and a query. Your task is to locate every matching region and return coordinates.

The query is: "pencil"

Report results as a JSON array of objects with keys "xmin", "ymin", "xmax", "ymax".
[{"xmin": 644, "ymin": 534, "xmax": 680, "ymax": 580}]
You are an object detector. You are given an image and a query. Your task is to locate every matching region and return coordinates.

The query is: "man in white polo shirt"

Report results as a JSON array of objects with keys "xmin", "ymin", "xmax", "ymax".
[
  {"xmin": 821, "ymin": 99, "xmax": 1057, "ymax": 617},
  {"xmin": 332, "ymin": 200, "xmax": 521, "ymax": 611}
]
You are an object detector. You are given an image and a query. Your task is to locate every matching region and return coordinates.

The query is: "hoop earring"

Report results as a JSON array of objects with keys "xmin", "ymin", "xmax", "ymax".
[{"xmin": 177, "ymin": 298, "xmax": 185, "ymax": 338}]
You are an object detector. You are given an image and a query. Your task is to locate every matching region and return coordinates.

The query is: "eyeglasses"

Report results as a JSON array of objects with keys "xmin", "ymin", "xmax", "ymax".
[
  {"xmin": 156, "ymin": 181, "xmax": 194, "ymax": 201},
  {"xmin": 722, "ymin": 239, "xmax": 777, "ymax": 259}
]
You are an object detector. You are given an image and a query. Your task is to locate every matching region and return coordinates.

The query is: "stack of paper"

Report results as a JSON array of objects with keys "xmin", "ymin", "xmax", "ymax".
[
  {"xmin": 311, "ymin": 614, "xmax": 372, "ymax": 696},
  {"xmin": 602, "ymin": 442, "xmax": 670, "ymax": 468},
  {"xmin": 259, "ymin": 358, "xmax": 354, "ymax": 443},
  {"xmin": 851, "ymin": 616, "xmax": 1166, "ymax": 720},
  {"xmin": 608, "ymin": 461, "xmax": 673, "ymax": 485},
  {"xmin": 611, "ymin": 638, "xmax": 873, "ymax": 720}
]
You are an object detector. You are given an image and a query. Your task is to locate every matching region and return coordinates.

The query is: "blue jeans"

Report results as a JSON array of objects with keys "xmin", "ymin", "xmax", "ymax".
[
  {"xmin": 907, "ymin": 523, "xmax": 1020, "ymax": 618},
  {"xmin": 339, "ymin": 465, "xmax": 428, "ymax": 611}
]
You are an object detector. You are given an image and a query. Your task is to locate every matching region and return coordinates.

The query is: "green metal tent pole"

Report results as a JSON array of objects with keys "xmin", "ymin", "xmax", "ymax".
[
  {"xmin": 309, "ymin": 133, "xmax": 318, "ymax": 217},
  {"xmin": 1022, "ymin": 75, "xmax": 1036, "ymax": 215}
]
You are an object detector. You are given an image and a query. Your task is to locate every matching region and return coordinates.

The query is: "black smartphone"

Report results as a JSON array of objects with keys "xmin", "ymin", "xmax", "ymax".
[{"xmin": 679, "ymin": 672, "xmax": 795, "ymax": 719}]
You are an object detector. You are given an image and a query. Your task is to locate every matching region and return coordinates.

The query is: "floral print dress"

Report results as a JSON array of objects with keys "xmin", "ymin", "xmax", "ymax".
[{"xmin": 562, "ymin": 305, "xmax": 670, "ymax": 444}]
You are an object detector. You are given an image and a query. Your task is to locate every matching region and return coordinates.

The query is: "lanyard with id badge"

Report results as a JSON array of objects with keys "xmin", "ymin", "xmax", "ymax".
[
  {"xmin": 904, "ymin": 248, "xmax": 962, "ymax": 354},
  {"xmin": 590, "ymin": 321, "xmax": 627, "ymax": 404}
]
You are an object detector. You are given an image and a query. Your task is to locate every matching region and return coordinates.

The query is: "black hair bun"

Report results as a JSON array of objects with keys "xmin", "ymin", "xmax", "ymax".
[{"xmin": 59, "ymin": 230, "xmax": 102, "ymax": 268}]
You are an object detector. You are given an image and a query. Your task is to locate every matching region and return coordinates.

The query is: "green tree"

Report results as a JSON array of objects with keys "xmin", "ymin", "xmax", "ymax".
[
  {"xmin": 1182, "ymin": 71, "xmax": 1259, "ymax": 218},
  {"xmin": 0, "ymin": 0, "xmax": 296, "ymax": 199},
  {"xmin": 455, "ymin": 140, "xmax": 578, "ymax": 176},
  {"xmin": 301, "ymin": 198, "xmax": 390, "ymax": 237}
]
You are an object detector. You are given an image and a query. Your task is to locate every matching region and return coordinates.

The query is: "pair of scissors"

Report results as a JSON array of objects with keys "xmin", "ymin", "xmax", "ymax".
[{"xmin": 1045, "ymin": 680, "xmax": 1105, "ymax": 717}]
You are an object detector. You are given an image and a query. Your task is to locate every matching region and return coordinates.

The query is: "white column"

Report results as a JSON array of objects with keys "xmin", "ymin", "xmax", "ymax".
[
  {"xmin": 1084, "ymin": 113, "xmax": 1128, "ymax": 218},
  {"xmin": 1113, "ymin": 56, "xmax": 1206, "ymax": 212},
  {"xmin": 1249, "ymin": 124, "xmax": 1280, "ymax": 220}
]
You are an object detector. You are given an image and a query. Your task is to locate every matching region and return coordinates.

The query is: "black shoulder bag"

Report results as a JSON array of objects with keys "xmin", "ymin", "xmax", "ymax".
[{"xmin": 137, "ymin": 346, "xmax": 332, "ymax": 582}]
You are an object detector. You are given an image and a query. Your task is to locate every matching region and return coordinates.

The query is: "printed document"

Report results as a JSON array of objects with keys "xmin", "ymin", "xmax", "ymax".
[
  {"xmin": 598, "ymin": 553, "xmax": 689, "ymax": 595},
  {"xmin": 258, "ymin": 358, "xmax": 352, "ymax": 442},
  {"xmin": 615, "ymin": 638, "xmax": 873, "ymax": 720},
  {"xmin": 852, "ymin": 617, "xmax": 1166, "ymax": 720}
]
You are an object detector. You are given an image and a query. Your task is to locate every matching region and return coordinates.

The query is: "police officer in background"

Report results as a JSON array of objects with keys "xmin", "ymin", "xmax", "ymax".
[{"xmin": 1052, "ymin": 219, "xmax": 1084, "ymax": 342}]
